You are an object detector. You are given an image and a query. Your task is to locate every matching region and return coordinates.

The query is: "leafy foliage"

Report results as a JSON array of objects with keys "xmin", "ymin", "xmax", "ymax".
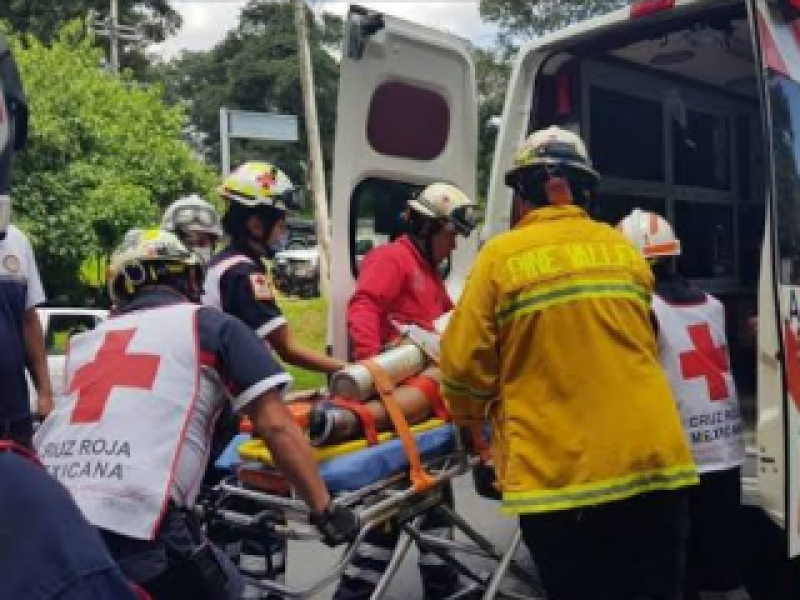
[
  {"xmin": 151, "ymin": 1, "xmax": 342, "ymax": 188},
  {"xmin": 1, "ymin": 0, "xmax": 181, "ymax": 74},
  {"xmin": 474, "ymin": 46, "xmax": 510, "ymax": 202},
  {"xmin": 0, "ymin": 0, "xmax": 181, "ymax": 44},
  {"xmin": 8, "ymin": 23, "xmax": 215, "ymax": 304},
  {"xmin": 480, "ymin": 0, "xmax": 632, "ymax": 48}
]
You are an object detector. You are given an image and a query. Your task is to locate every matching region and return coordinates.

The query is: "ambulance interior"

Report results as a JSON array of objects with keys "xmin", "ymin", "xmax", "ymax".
[{"xmin": 530, "ymin": 3, "xmax": 765, "ymax": 430}]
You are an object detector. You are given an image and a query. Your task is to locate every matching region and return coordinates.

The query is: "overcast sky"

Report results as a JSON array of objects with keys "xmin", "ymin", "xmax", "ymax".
[{"xmin": 152, "ymin": 1, "xmax": 496, "ymax": 59}]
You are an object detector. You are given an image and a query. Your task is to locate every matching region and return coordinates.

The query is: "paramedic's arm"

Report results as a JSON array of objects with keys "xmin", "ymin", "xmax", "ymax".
[
  {"xmin": 243, "ymin": 391, "xmax": 330, "ymax": 513},
  {"xmin": 440, "ymin": 244, "xmax": 499, "ymax": 423},
  {"xmin": 23, "ymin": 309, "xmax": 52, "ymax": 416},
  {"xmin": 347, "ymin": 250, "xmax": 405, "ymax": 359},
  {"xmin": 267, "ymin": 324, "xmax": 345, "ymax": 375},
  {"xmin": 221, "ymin": 266, "xmax": 345, "ymax": 375},
  {"xmin": 214, "ymin": 309, "xmax": 331, "ymax": 512},
  {"xmin": 21, "ymin": 236, "xmax": 52, "ymax": 416}
]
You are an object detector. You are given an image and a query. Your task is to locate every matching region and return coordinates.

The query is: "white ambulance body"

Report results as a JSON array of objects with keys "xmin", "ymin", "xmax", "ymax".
[{"xmin": 329, "ymin": 0, "xmax": 800, "ymax": 578}]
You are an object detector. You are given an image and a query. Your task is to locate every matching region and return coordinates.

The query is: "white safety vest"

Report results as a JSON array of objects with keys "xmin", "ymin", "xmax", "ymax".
[
  {"xmin": 653, "ymin": 294, "xmax": 745, "ymax": 474},
  {"xmin": 202, "ymin": 254, "xmax": 253, "ymax": 310},
  {"xmin": 35, "ymin": 304, "xmax": 201, "ymax": 540}
]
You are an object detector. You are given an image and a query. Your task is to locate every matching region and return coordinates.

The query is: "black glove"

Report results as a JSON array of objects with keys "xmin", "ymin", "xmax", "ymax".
[{"xmin": 309, "ymin": 501, "xmax": 359, "ymax": 547}]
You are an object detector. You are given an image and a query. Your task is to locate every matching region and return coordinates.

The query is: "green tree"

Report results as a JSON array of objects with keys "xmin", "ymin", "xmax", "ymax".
[
  {"xmin": 9, "ymin": 23, "xmax": 215, "ymax": 304},
  {"xmin": 152, "ymin": 0, "xmax": 342, "ymax": 188},
  {"xmin": 1, "ymin": 0, "xmax": 180, "ymax": 44},
  {"xmin": 1, "ymin": 0, "xmax": 181, "ymax": 75},
  {"xmin": 474, "ymin": 46, "xmax": 510, "ymax": 201},
  {"xmin": 480, "ymin": 0, "xmax": 631, "ymax": 47}
]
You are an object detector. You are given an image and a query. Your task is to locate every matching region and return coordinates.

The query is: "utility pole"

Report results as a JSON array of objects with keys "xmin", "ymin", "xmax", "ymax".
[
  {"xmin": 293, "ymin": 0, "xmax": 332, "ymax": 299},
  {"xmin": 89, "ymin": 0, "xmax": 142, "ymax": 74},
  {"xmin": 109, "ymin": 0, "xmax": 119, "ymax": 74}
]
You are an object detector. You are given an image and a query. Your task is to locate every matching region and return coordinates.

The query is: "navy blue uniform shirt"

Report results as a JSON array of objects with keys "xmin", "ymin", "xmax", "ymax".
[
  {"xmin": 0, "ymin": 452, "xmax": 139, "ymax": 600},
  {"xmin": 205, "ymin": 242, "xmax": 286, "ymax": 339}
]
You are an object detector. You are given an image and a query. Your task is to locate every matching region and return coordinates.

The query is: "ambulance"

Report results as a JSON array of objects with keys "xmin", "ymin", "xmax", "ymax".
[{"xmin": 329, "ymin": 0, "xmax": 800, "ymax": 593}]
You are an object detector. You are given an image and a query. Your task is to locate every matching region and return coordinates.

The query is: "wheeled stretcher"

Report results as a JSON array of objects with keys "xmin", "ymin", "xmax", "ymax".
[{"xmin": 204, "ymin": 421, "xmax": 541, "ymax": 600}]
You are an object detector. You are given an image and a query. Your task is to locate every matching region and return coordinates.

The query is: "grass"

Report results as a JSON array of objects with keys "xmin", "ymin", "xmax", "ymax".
[{"xmin": 275, "ymin": 294, "xmax": 329, "ymax": 391}]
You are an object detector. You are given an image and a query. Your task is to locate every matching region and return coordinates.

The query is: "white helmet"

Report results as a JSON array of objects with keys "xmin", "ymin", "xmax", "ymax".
[
  {"xmin": 219, "ymin": 161, "xmax": 304, "ymax": 212},
  {"xmin": 107, "ymin": 228, "xmax": 203, "ymax": 305},
  {"xmin": 161, "ymin": 194, "xmax": 223, "ymax": 238},
  {"xmin": 618, "ymin": 209, "xmax": 681, "ymax": 259},
  {"xmin": 505, "ymin": 126, "xmax": 599, "ymax": 189},
  {"xmin": 408, "ymin": 182, "xmax": 476, "ymax": 237}
]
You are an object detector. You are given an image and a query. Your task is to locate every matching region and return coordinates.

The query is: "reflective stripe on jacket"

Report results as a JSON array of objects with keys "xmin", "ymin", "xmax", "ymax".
[{"xmin": 441, "ymin": 205, "xmax": 697, "ymax": 514}]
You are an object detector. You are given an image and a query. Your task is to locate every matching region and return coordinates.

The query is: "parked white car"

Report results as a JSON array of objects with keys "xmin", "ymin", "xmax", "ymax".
[
  {"xmin": 28, "ymin": 307, "xmax": 107, "ymax": 412},
  {"xmin": 273, "ymin": 246, "xmax": 320, "ymax": 298}
]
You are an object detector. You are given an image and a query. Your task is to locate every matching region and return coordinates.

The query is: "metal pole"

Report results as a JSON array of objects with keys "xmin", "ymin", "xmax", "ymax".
[
  {"xmin": 293, "ymin": 0, "xmax": 331, "ymax": 298},
  {"xmin": 109, "ymin": 0, "xmax": 119, "ymax": 73},
  {"xmin": 220, "ymin": 108, "xmax": 231, "ymax": 177}
]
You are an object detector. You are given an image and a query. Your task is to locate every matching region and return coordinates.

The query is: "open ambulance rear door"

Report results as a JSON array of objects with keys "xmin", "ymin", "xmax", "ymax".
[
  {"xmin": 752, "ymin": 0, "xmax": 800, "ymax": 558},
  {"xmin": 328, "ymin": 5, "xmax": 478, "ymax": 360}
]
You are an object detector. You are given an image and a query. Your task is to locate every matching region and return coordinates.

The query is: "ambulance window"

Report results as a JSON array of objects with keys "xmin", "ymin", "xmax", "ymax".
[
  {"xmin": 674, "ymin": 202, "xmax": 735, "ymax": 279},
  {"xmin": 349, "ymin": 178, "xmax": 422, "ymax": 278},
  {"xmin": 589, "ymin": 87, "xmax": 664, "ymax": 182},
  {"xmin": 768, "ymin": 73, "xmax": 800, "ymax": 285},
  {"xmin": 591, "ymin": 193, "xmax": 666, "ymax": 227},
  {"xmin": 738, "ymin": 205, "xmax": 765, "ymax": 288},
  {"xmin": 367, "ymin": 82, "xmax": 449, "ymax": 161},
  {"xmin": 673, "ymin": 110, "xmax": 730, "ymax": 191},
  {"xmin": 735, "ymin": 116, "xmax": 752, "ymax": 198}
]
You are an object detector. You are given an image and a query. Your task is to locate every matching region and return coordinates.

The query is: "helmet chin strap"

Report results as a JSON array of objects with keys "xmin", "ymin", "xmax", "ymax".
[
  {"xmin": 246, "ymin": 209, "xmax": 284, "ymax": 259},
  {"xmin": 241, "ymin": 215, "xmax": 273, "ymax": 259},
  {"xmin": 409, "ymin": 228, "xmax": 440, "ymax": 268},
  {"xmin": 246, "ymin": 230, "xmax": 270, "ymax": 258}
]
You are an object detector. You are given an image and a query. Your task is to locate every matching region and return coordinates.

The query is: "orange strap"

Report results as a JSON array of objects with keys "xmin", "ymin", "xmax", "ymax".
[
  {"xmin": 361, "ymin": 359, "xmax": 436, "ymax": 492},
  {"xmin": 332, "ymin": 396, "xmax": 380, "ymax": 446},
  {"xmin": 405, "ymin": 375, "xmax": 451, "ymax": 422}
]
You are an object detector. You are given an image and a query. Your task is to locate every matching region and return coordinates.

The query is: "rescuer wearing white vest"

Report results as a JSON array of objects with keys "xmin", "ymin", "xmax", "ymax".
[
  {"xmin": 620, "ymin": 209, "xmax": 749, "ymax": 600},
  {"xmin": 204, "ymin": 161, "xmax": 345, "ymax": 598},
  {"xmin": 35, "ymin": 229, "xmax": 357, "ymax": 600}
]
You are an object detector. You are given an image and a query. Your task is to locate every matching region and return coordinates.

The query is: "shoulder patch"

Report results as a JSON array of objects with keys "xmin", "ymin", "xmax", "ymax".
[
  {"xmin": 2, "ymin": 254, "xmax": 20, "ymax": 273},
  {"xmin": 250, "ymin": 272, "xmax": 275, "ymax": 302}
]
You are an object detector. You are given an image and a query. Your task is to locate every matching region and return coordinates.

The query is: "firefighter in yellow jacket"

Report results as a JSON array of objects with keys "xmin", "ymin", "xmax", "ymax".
[{"xmin": 440, "ymin": 126, "xmax": 698, "ymax": 600}]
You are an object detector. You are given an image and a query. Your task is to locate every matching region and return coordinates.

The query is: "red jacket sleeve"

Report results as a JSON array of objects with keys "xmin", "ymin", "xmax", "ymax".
[{"xmin": 347, "ymin": 247, "xmax": 406, "ymax": 359}]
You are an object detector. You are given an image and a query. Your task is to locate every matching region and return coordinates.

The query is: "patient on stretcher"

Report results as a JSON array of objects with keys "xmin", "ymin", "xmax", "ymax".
[{"xmin": 308, "ymin": 366, "xmax": 447, "ymax": 446}]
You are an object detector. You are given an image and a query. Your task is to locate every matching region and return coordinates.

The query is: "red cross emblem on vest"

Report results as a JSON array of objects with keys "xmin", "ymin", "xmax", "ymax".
[
  {"xmin": 679, "ymin": 322, "xmax": 730, "ymax": 401},
  {"xmin": 69, "ymin": 329, "xmax": 161, "ymax": 424}
]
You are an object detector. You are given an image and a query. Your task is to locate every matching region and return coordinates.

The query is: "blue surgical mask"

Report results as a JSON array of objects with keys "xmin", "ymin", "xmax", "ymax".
[{"xmin": 269, "ymin": 231, "xmax": 289, "ymax": 253}]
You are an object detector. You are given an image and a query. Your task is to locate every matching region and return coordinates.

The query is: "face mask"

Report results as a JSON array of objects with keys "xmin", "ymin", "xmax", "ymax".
[
  {"xmin": 269, "ymin": 231, "xmax": 289, "ymax": 254},
  {"xmin": 0, "ymin": 195, "xmax": 10, "ymax": 240},
  {"xmin": 193, "ymin": 246, "xmax": 212, "ymax": 263}
]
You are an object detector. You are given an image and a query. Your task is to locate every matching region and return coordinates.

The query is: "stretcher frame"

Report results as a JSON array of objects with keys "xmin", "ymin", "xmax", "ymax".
[{"xmin": 201, "ymin": 435, "xmax": 542, "ymax": 600}]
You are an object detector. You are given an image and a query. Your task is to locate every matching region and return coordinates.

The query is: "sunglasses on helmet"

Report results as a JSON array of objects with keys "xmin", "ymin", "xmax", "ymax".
[
  {"xmin": 448, "ymin": 205, "xmax": 477, "ymax": 237},
  {"xmin": 173, "ymin": 206, "xmax": 218, "ymax": 229}
]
